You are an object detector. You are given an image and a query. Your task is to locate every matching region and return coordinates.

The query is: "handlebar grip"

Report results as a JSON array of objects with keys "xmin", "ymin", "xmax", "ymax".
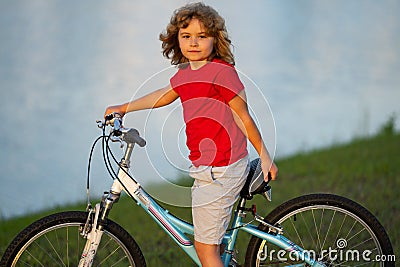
[
  {"xmin": 267, "ymin": 171, "xmax": 272, "ymax": 183},
  {"xmin": 123, "ymin": 129, "xmax": 146, "ymax": 147},
  {"xmin": 105, "ymin": 112, "xmax": 123, "ymax": 123},
  {"xmin": 105, "ymin": 113, "xmax": 115, "ymax": 121}
]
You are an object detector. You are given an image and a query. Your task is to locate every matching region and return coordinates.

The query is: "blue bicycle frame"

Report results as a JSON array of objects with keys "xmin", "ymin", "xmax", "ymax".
[{"xmin": 108, "ymin": 143, "xmax": 325, "ymax": 267}]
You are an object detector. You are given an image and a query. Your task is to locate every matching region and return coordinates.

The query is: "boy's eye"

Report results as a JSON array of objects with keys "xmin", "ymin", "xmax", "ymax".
[{"xmin": 179, "ymin": 34, "xmax": 209, "ymax": 40}]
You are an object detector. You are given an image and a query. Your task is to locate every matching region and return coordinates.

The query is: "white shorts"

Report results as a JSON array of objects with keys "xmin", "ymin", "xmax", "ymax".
[{"xmin": 190, "ymin": 156, "xmax": 249, "ymax": 245}]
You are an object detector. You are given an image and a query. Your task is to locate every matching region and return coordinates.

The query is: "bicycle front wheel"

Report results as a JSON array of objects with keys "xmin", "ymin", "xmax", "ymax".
[
  {"xmin": 245, "ymin": 194, "xmax": 394, "ymax": 266},
  {"xmin": 0, "ymin": 211, "xmax": 146, "ymax": 267}
]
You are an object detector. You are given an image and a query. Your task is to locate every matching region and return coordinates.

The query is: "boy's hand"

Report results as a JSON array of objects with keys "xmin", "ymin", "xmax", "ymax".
[
  {"xmin": 261, "ymin": 161, "xmax": 278, "ymax": 182},
  {"xmin": 104, "ymin": 104, "xmax": 127, "ymax": 119}
]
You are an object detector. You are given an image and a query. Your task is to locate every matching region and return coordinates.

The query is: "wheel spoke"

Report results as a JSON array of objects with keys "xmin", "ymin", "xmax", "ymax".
[
  {"xmin": 300, "ymin": 211, "xmax": 318, "ymax": 251},
  {"xmin": 24, "ymin": 249, "xmax": 45, "ymax": 267},
  {"xmin": 321, "ymin": 209, "xmax": 335, "ymax": 249},
  {"xmin": 44, "ymin": 233, "xmax": 66, "ymax": 266},
  {"xmin": 288, "ymin": 215, "xmax": 305, "ymax": 249},
  {"xmin": 311, "ymin": 209, "xmax": 322, "ymax": 252},
  {"xmin": 30, "ymin": 238, "xmax": 63, "ymax": 266}
]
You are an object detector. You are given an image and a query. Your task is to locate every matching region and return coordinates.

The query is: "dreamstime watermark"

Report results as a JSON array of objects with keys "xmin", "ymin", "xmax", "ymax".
[{"xmin": 257, "ymin": 238, "xmax": 396, "ymax": 263}]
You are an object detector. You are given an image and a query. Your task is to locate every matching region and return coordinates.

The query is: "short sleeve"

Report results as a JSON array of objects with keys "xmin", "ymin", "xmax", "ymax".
[
  {"xmin": 214, "ymin": 65, "xmax": 244, "ymax": 103},
  {"xmin": 170, "ymin": 69, "xmax": 181, "ymax": 95}
]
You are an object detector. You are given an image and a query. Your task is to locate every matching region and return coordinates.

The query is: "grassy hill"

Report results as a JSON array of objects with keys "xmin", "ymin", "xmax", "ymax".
[{"xmin": 1, "ymin": 127, "xmax": 399, "ymax": 265}]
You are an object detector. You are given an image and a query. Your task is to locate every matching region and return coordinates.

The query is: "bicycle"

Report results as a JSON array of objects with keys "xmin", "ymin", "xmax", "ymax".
[{"xmin": 1, "ymin": 114, "xmax": 394, "ymax": 266}]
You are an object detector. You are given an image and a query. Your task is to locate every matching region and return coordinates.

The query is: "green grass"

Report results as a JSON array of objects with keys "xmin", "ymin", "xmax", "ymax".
[{"xmin": 1, "ymin": 131, "xmax": 399, "ymax": 266}]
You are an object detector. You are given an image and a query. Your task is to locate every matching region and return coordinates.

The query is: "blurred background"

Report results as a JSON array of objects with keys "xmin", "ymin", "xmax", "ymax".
[{"xmin": 0, "ymin": 0, "xmax": 399, "ymax": 218}]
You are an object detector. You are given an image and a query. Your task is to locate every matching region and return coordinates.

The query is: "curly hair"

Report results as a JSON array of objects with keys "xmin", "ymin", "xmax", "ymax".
[{"xmin": 159, "ymin": 2, "xmax": 235, "ymax": 65}]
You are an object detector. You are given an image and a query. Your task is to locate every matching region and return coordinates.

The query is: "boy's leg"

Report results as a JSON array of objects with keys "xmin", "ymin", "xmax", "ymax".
[
  {"xmin": 194, "ymin": 241, "xmax": 223, "ymax": 267},
  {"xmin": 190, "ymin": 157, "xmax": 249, "ymax": 266}
]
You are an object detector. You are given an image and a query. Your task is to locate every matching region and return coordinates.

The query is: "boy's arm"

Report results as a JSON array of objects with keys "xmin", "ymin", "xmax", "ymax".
[
  {"xmin": 228, "ymin": 90, "xmax": 278, "ymax": 181},
  {"xmin": 104, "ymin": 84, "xmax": 178, "ymax": 117}
]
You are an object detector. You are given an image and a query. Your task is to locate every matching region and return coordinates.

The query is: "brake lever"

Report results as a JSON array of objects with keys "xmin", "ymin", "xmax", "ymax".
[
  {"xmin": 110, "ymin": 135, "xmax": 124, "ymax": 148},
  {"xmin": 96, "ymin": 120, "xmax": 104, "ymax": 128}
]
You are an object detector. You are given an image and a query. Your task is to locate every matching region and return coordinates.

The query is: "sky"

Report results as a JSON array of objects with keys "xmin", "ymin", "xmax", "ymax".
[{"xmin": 0, "ymin": 0, "xmax": 399, "ymax": 218}]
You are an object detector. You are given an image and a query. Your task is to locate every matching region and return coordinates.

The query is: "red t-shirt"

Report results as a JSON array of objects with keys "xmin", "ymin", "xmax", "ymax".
[{"xmin": 170, "ymin": 59, "xmax": 248, "ymax": 167}]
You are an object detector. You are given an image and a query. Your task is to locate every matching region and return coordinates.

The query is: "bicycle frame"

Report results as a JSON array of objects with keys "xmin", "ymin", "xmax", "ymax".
[{"xmin": 81, "ymin": 129, "xmax": 326, "ymax": 267}]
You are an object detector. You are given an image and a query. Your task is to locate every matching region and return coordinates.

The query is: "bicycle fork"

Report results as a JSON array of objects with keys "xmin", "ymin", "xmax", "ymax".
[
  {"xmin": 78, "ymin": 190, "xmax": 121, "ymax": 267},
  {"xmin": 78, "ymin": 143, "xmax": 133, "ymax": 266}
]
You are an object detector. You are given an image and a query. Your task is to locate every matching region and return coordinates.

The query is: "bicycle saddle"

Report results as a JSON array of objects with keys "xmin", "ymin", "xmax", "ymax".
[{"xmin": 240, "ymin": 158, "xmax": 271, "ymax": 200}]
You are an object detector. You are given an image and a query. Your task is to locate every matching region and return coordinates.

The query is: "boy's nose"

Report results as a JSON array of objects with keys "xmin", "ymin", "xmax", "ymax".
[{"xmin": 190, "ymin": 37, "xmax": 199, "ymax": 46}]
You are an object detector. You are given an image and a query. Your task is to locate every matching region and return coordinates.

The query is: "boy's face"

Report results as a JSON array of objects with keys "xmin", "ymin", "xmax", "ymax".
[{"xmin": 178, "ymin": 18, "xmax": 215, "ymax": 63}]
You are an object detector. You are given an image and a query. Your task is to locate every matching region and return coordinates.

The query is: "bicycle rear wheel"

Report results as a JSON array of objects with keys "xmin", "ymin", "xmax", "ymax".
[
  {"xmin": 0, "ymin": 211, "xmax": 146, "ymax": 267},
  {"xmin": 245, "ymin": 194, "xmax": 394, "ymax": 266}
]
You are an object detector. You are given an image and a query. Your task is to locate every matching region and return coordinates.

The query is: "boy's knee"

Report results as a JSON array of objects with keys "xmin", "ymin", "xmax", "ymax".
[
  {"xmin": 195, "ymin": 241, "xmax": 224, "ymax": 267},
  {"xmin": 195, "ymin": 241, "xmax": 219, "ymax": 252}
]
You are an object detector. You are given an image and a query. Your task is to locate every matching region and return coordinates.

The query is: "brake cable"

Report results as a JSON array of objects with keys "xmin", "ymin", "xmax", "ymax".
[
  {"xmin": 86, "ymin": 118, "xmax": 142, "ymax": 211},
  {"xmin": 86, "ymin": 134, "xmax": 105, "ymax": 210}
]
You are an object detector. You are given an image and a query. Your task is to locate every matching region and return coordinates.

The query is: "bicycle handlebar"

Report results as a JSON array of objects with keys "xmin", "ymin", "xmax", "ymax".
[{"xmin": 102, "ymin": 113, "xmax": 146, "ymax": 147}]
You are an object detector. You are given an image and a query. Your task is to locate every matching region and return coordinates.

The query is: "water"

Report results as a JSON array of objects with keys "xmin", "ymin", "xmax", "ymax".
[{"xmin": 1, "ymin": 0, "xmax": 399, "ymax": 218}]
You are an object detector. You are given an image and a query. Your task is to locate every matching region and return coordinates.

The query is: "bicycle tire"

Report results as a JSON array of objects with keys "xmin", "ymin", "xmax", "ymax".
[
  {"xmin": 0, "ymin": 211, "xmax": 146, "ymax": 267},
  {"xmin": 244, "ymin": 193, "xmax": 394, "ymax": 267}
]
